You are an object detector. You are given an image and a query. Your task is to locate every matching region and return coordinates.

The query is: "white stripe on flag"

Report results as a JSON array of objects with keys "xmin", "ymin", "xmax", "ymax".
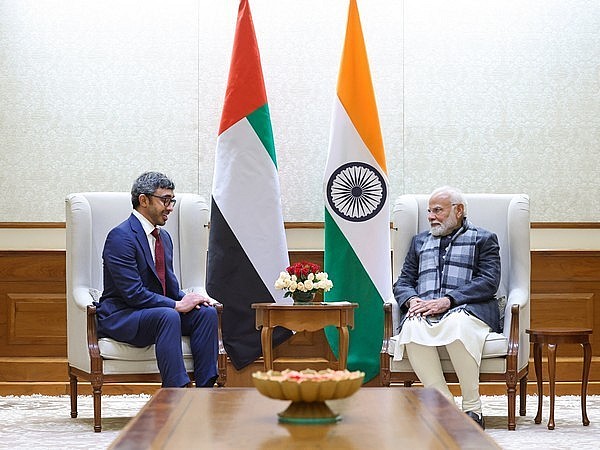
[
  {"xmin": 324, "ymin": 98, "xmax": 392, "ymax": 302},
  {"xmin": 213, "ymin": 118, "xmax": 289, "ymax": 302}
]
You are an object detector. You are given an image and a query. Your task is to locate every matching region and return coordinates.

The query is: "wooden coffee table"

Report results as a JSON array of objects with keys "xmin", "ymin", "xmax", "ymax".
[{"xmin": 109, "ymin": 387, "xmax": 500, "ymax": 449}]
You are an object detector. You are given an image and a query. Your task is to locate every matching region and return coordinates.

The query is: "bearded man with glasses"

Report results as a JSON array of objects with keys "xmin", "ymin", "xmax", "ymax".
[
  {"xmin": 95, "ymin": 171, "xmax": 219, "ymax": 388},
  {"xmin": 392, "ymin": 186, "xmax": 501, "ymax": 429}
]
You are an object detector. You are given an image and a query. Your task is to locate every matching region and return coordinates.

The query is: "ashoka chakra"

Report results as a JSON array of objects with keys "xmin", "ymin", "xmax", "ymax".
[{"xmin": 326, "ymin": 162, "xmax": 387, "ymax": 222}]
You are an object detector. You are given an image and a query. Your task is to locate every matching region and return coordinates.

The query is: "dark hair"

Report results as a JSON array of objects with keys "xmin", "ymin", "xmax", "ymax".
[{"xmin": 131, "ymin": 172, "xmax": 175, "ymax": 208}]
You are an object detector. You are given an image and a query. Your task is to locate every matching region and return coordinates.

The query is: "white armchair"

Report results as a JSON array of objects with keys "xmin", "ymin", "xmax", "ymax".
[
  {"xmin": 381, "ymin": 193, "xmax": 530, "ymax": 430},
  {"xmin": 66, "ymin": 192, "xmax": 227, "ymax": 432}
]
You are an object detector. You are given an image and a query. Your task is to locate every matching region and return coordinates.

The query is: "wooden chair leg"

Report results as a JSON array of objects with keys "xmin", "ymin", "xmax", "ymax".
[
  {"xmin": 380, "ymin": 369, "xmax": 391, "ymax": 387},
  {"xmin": 69, "ymin": 370, "xmax": 78, "ymax": 418},
  {"xmin": 380, "ymin": 352, "xmax": 391, "ymax": 386},
  {"xmin": 519, "ymin": 374, "xmax": 527, "ymax": 416},
  {"xmin": 217, "ymin": 353, "xmax": 227, "ymax": 387},
  {"xmin": 92, "ymin": 379, "xmax": 103, "ymax": 432},
  {"xmin": 507, "ymin": 381, "xmax": 517, "ymax": 431}
]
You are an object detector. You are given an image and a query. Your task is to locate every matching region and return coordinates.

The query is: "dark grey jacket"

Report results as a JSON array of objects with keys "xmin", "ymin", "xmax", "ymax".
[{"xmin": 393, "ymin": 221, "xmax": 501, "ymax": 333}]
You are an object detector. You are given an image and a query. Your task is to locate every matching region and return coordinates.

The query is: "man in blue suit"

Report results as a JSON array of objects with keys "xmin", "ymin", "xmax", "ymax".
[{"xmin": 96, "ymin": 171, "xmax": 218, "ymax": 387}]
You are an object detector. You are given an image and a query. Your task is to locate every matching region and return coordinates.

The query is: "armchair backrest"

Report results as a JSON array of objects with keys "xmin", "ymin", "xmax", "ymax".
[
  {"xmin": 65, "ymin": 192, "xmax": 209, "ymax": 371},
  {"xmin": 391, "ymin": 193, "xmax": 530, "ymax": 336}
]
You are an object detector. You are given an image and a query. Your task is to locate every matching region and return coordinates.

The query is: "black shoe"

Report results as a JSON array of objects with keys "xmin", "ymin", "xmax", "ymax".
[
  {"xmin": 465, "ymin": 411, "xmax": 485, "ymax": 429},
  {"xmin": 197, "ymin": 375, "xmax": 218, "ymax": 388}
]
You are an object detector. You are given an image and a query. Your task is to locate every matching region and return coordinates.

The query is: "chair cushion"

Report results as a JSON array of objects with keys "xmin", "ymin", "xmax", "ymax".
[
  {"xmin": 99, "ymin": 336, "xmax": 192, "ymax": 361},
  {"xmin": 387, "ymin": 331, "xmax": 508, "ymax": 360},
  {"xmin": 93, "ymin": 286, "xmax": 193, "ymax": 361},
  {"xmin": 390, "ymin": 353, "xmax": 511, "ymax": 374}
]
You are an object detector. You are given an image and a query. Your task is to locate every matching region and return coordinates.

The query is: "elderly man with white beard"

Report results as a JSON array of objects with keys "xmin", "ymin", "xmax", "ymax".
[{"xmin": 392, "ymin": 186, "xmax": 501, "ymax": 429}]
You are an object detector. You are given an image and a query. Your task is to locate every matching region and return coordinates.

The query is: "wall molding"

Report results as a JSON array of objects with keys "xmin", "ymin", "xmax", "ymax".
[{"xmin": 0, "ymin": 223, "xmax": 65, "ymax": 229}]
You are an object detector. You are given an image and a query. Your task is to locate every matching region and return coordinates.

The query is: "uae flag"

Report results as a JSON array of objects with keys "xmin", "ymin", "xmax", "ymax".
[
  {"xmin": 323, "ymin": 0, "xmax": 392, "ymax": 382},
  {"xmin": 207, "ymin": 0, "xmax": 291, "ymax": 370}
]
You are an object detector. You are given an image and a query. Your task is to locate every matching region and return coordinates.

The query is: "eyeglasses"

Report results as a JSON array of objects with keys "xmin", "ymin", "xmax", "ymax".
[
  {"xmin": 146, "ymin": 194, "xmax": 176, "ymax": 207},
  {"xmin": 427, "ymin": 203, "xmax": 457, "ymax": 215}
]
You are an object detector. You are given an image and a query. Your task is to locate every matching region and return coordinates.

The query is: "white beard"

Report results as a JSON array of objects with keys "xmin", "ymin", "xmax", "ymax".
[{"xmin": 430, "ymin": 215, "xmax": 459, "ymax": 237}]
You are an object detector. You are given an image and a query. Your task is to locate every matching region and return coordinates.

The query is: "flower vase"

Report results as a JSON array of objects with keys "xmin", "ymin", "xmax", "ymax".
[{"xmin": 292, "ymin": 291, "xmax": 316, "ymax": 304}]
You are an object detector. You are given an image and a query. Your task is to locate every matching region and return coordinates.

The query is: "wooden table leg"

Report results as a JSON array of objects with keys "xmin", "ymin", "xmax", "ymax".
[
  {"xmin": 533, "ymin": 342, "xmax": 543, "ymax": 425},
  {"xmin": 527, "ymin": 328, "xmax": 593, "ymax": 431},
  {"xmin": 582, "ymin": 341, "xmax": 591, "ymax": 426},
  {"xmin": 547, "ymin": 343, "xmax": 557, "ymax": 430},
  {"xmin": 338, "ymin": 326, "xmax": 349, "ymax": 370},
  {"xmin": 261, "ymin": 326, "xmax": 274, "ymax": 370}
]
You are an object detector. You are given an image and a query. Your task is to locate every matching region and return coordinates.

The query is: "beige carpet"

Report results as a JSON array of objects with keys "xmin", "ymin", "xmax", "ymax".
[{"xmin": 0, "ymin": 393, "xmax": 598, "ymax": 449}]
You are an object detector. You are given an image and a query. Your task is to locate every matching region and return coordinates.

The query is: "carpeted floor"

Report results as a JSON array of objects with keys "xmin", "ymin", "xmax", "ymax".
[
  {"xmin": 482, "ymin": 394, "xmax": 599, "ymax": 449},
  {"xmin": 0, "ymin": 393, "xmax": 598, "ymax": 449}
]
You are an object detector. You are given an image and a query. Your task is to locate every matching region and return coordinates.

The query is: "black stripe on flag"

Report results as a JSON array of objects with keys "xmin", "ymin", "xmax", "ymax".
[{"xmin": 207, "ymin": 199, "xmax": 292, "ymax": 370}]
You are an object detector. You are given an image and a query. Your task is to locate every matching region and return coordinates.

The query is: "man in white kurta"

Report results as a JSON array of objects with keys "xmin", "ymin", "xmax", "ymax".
[{"xmin": 392, "ymin": 186, "xmax": 501, "ymax": 429}]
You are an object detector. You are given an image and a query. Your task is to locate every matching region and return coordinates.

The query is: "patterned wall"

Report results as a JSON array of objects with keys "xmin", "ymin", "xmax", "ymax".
[{"xmin": 1, "ymin": 1, "xmax": 598, "ymax": 222}]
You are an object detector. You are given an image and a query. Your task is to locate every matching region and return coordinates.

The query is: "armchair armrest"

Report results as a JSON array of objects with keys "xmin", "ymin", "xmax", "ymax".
[
  {"xmin": 214, "ymin": 303, "xmax": 225, "ymax": 353},
  {"xmin": 503, "ymin": 288, "xmax": 530, "ymax": 371},
  {"xmin": 86, "ymin": 305, "xmax": 103, "ymax": 376},
  {"xmin": 507, "ymin": 304, "xmax": 520, "ymax": 354},
  {"xmin": 507, "ymin": 288, "xmax": 528, "ymax": 308},
  {"xmin": 382, "ymin": 296, "xmax": 400, "ymax": 352},
  {"xmin": 505, "ymin": 304, "xmax": 520, "ymax": 377},
  {"xmin": 380, "ymin": 300, "xmax": 397, "ymax": 386},
  {"xmin": 382, "ymin": 301, "xmax": 394, "ymax": 354},
  {"xmin": 213, "ymin": 302, "xmax": 227, "ymax": 387},
  {"xmin": 74, "ymin": 287, "xmax": 95, "ymax": 311}
]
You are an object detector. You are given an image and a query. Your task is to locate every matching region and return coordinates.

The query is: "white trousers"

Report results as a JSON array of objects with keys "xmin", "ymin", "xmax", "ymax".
[{"xmin": 405, "ymin": 340, "xmax": 482, "ymax": 415}]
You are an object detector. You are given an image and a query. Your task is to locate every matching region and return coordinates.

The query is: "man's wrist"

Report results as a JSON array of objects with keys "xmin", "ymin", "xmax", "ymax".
[{"xmin": 405, "ymin": 296, "xmax": 417, "ymax": 310}]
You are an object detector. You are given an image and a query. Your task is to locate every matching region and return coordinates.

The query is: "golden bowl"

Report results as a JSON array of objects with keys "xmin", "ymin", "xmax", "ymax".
[{"xmin": 252, "ymin": 369, "xmax": 364, "ymax": 403}]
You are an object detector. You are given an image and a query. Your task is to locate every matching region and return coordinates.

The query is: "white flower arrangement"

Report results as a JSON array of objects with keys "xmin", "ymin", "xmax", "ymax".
[{"xmin": 274, "ymin": 261, "xmax": 333, "ymax": 298}]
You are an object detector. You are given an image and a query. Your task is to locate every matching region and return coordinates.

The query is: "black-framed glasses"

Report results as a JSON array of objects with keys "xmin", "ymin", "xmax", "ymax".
[{"xmin": 146, "ymin": 194, "xmax": 176, "ymax": 207}]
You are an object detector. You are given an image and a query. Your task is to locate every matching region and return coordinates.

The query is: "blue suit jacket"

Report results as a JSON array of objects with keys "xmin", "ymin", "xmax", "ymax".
[{"xmin": 96, "ymin": 214, "xmax": 185, "ymax": 341}]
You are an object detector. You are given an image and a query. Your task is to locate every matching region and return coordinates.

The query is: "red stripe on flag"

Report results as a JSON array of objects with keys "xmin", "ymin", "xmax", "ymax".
[{"xmin": 219, "ymin": 0, "xmax": 267, "ymax": 135}]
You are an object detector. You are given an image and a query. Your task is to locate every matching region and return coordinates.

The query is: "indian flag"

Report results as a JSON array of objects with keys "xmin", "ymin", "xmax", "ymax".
[
  {"xmin": 323, "ymin": 0, "xmax": 392, "ymax": 382},
  {"xmin": 207, "ymin": 0, "xmax": 291, "ymax": 370}
]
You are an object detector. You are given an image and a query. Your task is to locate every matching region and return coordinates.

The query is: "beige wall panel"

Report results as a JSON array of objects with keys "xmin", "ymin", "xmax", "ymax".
[{"xmin": 1, "ymin": 1, "xmax": 598, "ymax": 223}]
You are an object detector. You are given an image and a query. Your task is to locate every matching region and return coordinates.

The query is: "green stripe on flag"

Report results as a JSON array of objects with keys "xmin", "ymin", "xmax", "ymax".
[
  {"xmin": 247, "ymin": 103, "xmax": 277, "ymax": 167},
  {"xmin": 324, "ymin": 209, "xmax": 384, "ymax": 382}
]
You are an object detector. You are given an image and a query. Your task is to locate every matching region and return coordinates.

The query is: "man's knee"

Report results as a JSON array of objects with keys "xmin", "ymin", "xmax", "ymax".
[
  {"xmin": 203, "ymin": 305, "xmax": 218, "ymax": 321},
  {"xmin": 185, "ymin": 305, "xmax": 218, "ymax": 330},
  {"xmin": 152, "ymin": 307, "xmax": 181, "ymax": 329},
  {"xmin": 136, "ymin": 307, "xmax": 181, "ymax": 345},
  {"xmin": 158, "ymin": 306, "xmax": 180, "ymax": 318},
  {"xmin": 193, "ymin": 305, "xmax": 217, "ymax": 321}
]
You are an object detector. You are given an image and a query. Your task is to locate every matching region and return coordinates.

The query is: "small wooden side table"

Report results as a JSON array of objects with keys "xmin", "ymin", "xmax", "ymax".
[
  {"xmin": 526, "ymin": 327, "xmax": 592, "ymax": 430},
  {"xmin": 252, "ymin": 302, "xmax": 358, "ymax": 371}
]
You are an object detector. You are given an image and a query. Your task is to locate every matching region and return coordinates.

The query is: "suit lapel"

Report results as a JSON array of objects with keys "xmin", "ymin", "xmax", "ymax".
[
  {"xmin": 128, "ymin": 214, "xmax": 177, "ymax": 296},
  {"xmin": 128, "ymin": 214, "xmax": 160, "ymax": 280}
]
